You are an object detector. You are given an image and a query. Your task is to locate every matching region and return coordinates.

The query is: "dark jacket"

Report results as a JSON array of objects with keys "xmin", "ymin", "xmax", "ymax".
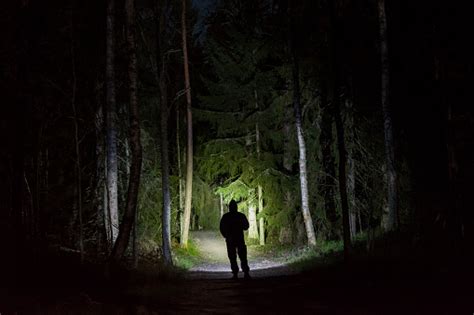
[{"xmin": 220, "ymin": 211, "xmax": 249, "ymax": 244}]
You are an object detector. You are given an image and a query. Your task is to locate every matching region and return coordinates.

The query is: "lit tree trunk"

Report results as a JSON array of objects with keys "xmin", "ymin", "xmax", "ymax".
[
  {"xmin": 245, "ymin": 130, "xmax": 259, "ymax": 241},
  {"xmin": 111, "ymin": 0, "xmax": 142, "ymax": 261},
  {"xmin": 181, "ymin": 0, "xmax": 194, "ymax": 248},
  {"xmin": 258, "ymin": 185, "xmax": 264, "ymax": 245},
  {"xmin": 157, "ymin": 4, "xmax": 172, "ymax": 263},
  {"xmin": 219, "ymin": 192, "xmax": 224, "ymax": 217},
  {"xmin": 254, "ymin": 88, "xmax": 264, "ymax": 245},
  {"xmin": 105, "ymin": 0, "xmax": 119, "ymax": 244},
  {"xmin": 177, "ymin": 112, "xmax": 184, "ymax": 238},
  {"xmin": 248, "ymin": 202, "xmax": 258, "ymax": 240},
  {"xmin": 70, "ymin": 21, "xmax": 84, "ymax": 262},
  {"xmin": 378, "ymin": 0, "xmax": 398, "ymax": 231},
  {"xmin": 290, "ymin": 17, "xmax": 316, "ymax": 247}
]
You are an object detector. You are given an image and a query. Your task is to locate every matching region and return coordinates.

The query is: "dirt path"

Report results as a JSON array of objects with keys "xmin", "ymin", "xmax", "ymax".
[{"xmin": 187, "ymin": 231, "xmax": 296, "ymax": 279}]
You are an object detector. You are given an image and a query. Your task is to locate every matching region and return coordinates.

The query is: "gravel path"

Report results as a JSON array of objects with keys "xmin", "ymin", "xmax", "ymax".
[{"xmin": 187, "ymin": 231, "xmax": 297, "ymax": 279}]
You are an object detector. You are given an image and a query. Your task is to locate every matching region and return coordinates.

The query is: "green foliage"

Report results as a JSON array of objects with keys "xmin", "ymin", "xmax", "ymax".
[{"xmin": 173, "ymin": 239, "xmax": 203, "ymax": 269}]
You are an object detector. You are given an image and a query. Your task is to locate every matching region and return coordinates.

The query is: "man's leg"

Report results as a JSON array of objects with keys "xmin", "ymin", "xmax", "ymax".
[
  {"xmin": 237, "ymin": 243, "xmax": 250, "ymax": 277},
  {"xmin": 226, "ymin": 241, "xmax": 239, "ymax": 277}
]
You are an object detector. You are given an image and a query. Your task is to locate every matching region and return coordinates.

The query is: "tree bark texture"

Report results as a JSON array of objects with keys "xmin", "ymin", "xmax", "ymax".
[
  {"xmin": 111, "ymin": 0, "xmax": 142, "ymax": 261},
  {"xmin": 157, "ymin": 2, "xmax": 172, "ymax": 263},
  {"xmin": 258, "ymin": 185, "xmax": 265, "ymax": 245},
  {"xmin": 289, "ymin": 17, "xmax": 317, "ymax": 246},
  {"xmin": 105, "ymin": 0, "xmax": 119, "ymax": 244},
  {"xmin": 248, "ymin": 203, "xmax": 259, "ymax": 240},
  {"xmin": 378, "ymin": 0, "xmax": 398, "ymax": 231},
  {"xmin": 181, "ymin": 0, "xmax": 194, "ymax": 248},
  {"xmin": 70, "ymin": 21, "xmax": 84, "ymax": 262}
]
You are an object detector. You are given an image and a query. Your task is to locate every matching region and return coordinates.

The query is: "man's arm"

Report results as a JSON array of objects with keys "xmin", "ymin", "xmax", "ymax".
[{"xmin": 220, "ymin": 216, "xmax": 227, "ymax": 238}]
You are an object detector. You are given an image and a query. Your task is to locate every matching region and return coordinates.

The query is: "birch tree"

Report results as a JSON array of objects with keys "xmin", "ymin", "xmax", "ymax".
[
  {"xmin": 181, "ymin": 0, "xmax": 194, "ymax": 248},
  {"xmin": 157, "ymin": 0, "xmax": 172, "ymax": 263},
  {"xmin": 289, "ymin": 15, "xmax": 316, "ymax": 246},
  {"xmin": 105, "ymin": 0, "xmax": 119, "ymax": 244}
]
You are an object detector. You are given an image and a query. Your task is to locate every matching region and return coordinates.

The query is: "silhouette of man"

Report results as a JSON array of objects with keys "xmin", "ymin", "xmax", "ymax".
[{"xmin": 219, "ymin": 200, "xmax": 250, "ymax": 279}]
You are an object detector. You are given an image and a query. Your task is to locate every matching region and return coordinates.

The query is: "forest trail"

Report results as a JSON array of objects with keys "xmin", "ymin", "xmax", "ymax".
[{"xmin": 187, "ymin": 230, "xmax": 295, "ymax": 279}]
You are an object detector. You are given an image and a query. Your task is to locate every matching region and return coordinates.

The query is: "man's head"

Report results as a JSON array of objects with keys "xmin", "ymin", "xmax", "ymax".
[{"xmin": 229, "ymin": 200, "xmax": 238, "ymax": 213}]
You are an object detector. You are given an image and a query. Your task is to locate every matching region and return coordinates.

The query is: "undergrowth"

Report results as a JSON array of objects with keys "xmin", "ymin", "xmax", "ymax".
[{"xmin": 172, "ymin": 239, "xmax": 204, "ymax": 269}]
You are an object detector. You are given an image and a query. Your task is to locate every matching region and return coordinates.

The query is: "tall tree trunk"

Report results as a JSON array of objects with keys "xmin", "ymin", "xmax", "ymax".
[
  {"xmin": 258, "ymin": 185, "xmax": 265, "ymax": 245},
  {"xmin": 319, "ymin": 88, "xmax": 338, "ymax": 239},
  {"xmin": 181, "ymin": 0, "xmax": 194, "ymax": 248},
  {"xmin": 378, "ymin": 0, "xmax": 398, "ymax": 231},
  {"xmin": 70, "ymin": 21, "xmax": 84, "ymax": 262},
  {"xmin": 289, "ymin": 17, "xmax": 316, "ymax": 247},
  {"xmin": 333, "ymin": 90, "xmax": 352, "ymax": 259},
  {"xmin": 111, "ymin": 0, "xmax": 142, "ymax": 261},
  {"xmin": 157, "ymin": 2, "xmax": 172, "ymax": 263},
  {"xmin": 254, "ymin": 88, "xmax": 265, "ymax": 245},
  {"xmin": 105, "ymin": 0, "xmax": 119, "ymax": 244},
  {"xmin": 345, "ymin": 89, "xmax": 357, "ymax": 240},
  {"xmin": 245, "ymin": 129, "xmax": 259, "ymax": 240},
  {"xmin": 94, "ymin": 89, "xmax": 106, "ymax": 253},
  {"xmin": 177, "ymin": 111, "xmax": 184, "ymax": 238},
  {"xmin": 330, "ymin": 1, "xmax": 351, "ymax": 258},
  {"xmin": 248, "ymin": 203, "xmax": 258, "ymax": 240},
  {"xmin": 283, "ymin": 106, "xmax": 294, "ymax": 240}
]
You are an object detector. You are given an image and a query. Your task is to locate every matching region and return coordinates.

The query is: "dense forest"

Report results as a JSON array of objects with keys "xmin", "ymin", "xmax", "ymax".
[{"xmin": 1, "ymin": 0, "xmax": 473, "ymax": 313}]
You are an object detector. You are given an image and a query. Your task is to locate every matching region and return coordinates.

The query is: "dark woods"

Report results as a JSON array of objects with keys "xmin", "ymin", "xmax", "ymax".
[{"xmin": 1, "ymin": 0, "xmax": 473, "ymax": 287}]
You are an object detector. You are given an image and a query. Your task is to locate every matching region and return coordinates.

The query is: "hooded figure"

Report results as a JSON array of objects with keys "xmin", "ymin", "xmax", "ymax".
[{"xmin": 219, "ymin": 200, "xmax": 250, "ymax": 279}]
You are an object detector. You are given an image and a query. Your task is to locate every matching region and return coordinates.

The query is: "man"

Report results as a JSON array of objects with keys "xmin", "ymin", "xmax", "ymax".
[{"xmin": 219, "ymin": 200, "xmax": 251, "ymax": 279}]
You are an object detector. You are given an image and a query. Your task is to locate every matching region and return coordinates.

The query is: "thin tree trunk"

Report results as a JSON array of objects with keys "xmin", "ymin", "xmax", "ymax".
[
  {"xmin": 177, "ymin": 112, "xmax": 184, "ymax": 238},
  {"xmin": 111, "ymin": 0, "xmax": 142, "ymax": 261},
  {"xmin": 70, "ymin": 17, "xmax": 84, "ymax": 263},
  {"xmin": 258, "ymin": 185, "xmax": 265, "ymax": 245},
  {"xmin": 319, "ymin": 88, "xmax": 338, "ymax": 239},
  {"xmin": 254, "ymin": 88, "xmax": 265, "ymax": 245},
  {"xmin": 282, "ymin": 107, "xmax": 295, "ymax": 242},
  {"xmin": 106, "ymin": 0, "xmax": 119, "ymax": 244},
  {"xmin": 181, "ymin": 0, "xmax": 194, "ymax": 248},
  {"xmin": 330, "ymin": 2, "xmax": 351, "ymax": 259},
  {"xmin": 219, "ymin": 192, "xmax": 224, "ymax": 217},
  {"xmin": 289, "ymin": 17, "xmax": 316, "ymax": 247},
  {"xmin": 132, "ymin": 208, "xmax": 138, "ymax": 268},
  {"xmin": 334, "ymin": 94, "xmax": 352, "ymax": 259},
  {"xmin": 378, "ymin": 0, "xmax": 398, "ymax": 231},
  {"xmin": 157, "ymin": 3, "xmax": 172, "ymax": 263},
  {"xmin": 346, "ymin": 94, "xmax": 357, "ymax": 240},
  {"xmin": 248, "ymin": 203, "xmax": 258, "ymax": 240}
]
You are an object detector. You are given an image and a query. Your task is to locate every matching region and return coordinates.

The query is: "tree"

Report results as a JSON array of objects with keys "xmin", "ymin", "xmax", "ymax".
[
  {"xmin": 111, "ymin": 0, "xmax": 142, "ymax": 261},
  {"xmin": 70, "ymin": 14, "xmax": 84, "ymax": 262},
  {"xmin": 157, "ymin": 0, "xmax": 172, "ymax": 264},
  {"xmin": 377, "ymin": 0, "xmax": 398, "ymax": 232},
  {"xmin": 105, "ymin": 0, "xmax": 119, "ymax": 245},
  {"xmin": 181, "ymin": 0, "xmax": 194, "ymax": 248},
  {"xmin": 329, "ymin": 0, "xmax": 352, "ymax": 258},
  {"xmin": 319, "ymin": 88, "xmax": 338, "ymax": 239},
  {"xmin": 289, "ymin": 14, "xmax": 316, "ymax": 247}
]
